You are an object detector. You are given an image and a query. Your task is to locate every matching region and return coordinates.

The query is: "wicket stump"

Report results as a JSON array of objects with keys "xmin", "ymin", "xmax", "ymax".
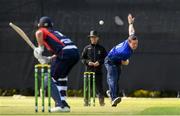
[
  {"xmin": 83, "ymin": 72, "xmax": 96, "ymax": 106},
  {"xmin": 34, "ymin": 64, "xmax": 51, "ymax": 112}
]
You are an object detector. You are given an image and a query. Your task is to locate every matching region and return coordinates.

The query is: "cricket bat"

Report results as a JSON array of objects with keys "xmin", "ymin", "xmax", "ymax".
[{"xmin": 9, "ymin": 22, "xmax": 35, "ymax": 50}]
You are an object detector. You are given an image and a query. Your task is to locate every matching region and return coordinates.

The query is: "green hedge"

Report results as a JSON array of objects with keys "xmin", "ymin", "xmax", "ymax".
[
  {"xmin": 0, "ymin": 88, "xmax": 178, "ymax": 97},
  {"xmin": 129, "ymin": 89, "xmax": 161, "ymax": 97},
  {"xmin": 0, "ymin": 88, "xmax": 83, "ymax": 97},
  {"xmin": 129, "ymin": 89, "xmax": 177, "ymax": 97}
]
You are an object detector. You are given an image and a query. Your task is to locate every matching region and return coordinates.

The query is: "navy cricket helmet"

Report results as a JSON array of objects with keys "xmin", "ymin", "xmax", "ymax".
[{"xmin": 38, "ymin": 16, "xmax": 53, "ymax": 28}]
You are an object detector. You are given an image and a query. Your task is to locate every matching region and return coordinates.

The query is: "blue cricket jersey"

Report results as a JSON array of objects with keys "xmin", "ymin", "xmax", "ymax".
[{"xmin": 107, "ymin": 40, "xmax": 133, "ymax": 63}]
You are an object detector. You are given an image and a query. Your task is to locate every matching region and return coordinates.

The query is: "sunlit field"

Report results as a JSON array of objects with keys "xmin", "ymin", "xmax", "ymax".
[{"xmin": 1, "ymin": 97, "xmax": 180, "ymax": 116}]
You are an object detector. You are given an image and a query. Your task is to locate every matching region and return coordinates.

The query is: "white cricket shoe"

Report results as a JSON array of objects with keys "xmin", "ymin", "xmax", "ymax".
[
  {"xmin": 106, "ymin": 90, "xmax": 111, "ymax": 98},
  {"xmin": 112, "ymin": 97, "xmax": 121, "ymax": 107},
  {"xmin": 51, "ymin": 106, "xmax": 70, "ymax": 112}
]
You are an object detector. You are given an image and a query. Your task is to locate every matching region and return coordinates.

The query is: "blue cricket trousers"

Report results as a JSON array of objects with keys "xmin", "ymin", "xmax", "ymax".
[{"xmin": 104, "ymin": 57, "xmax": 121, "ymax": 101}]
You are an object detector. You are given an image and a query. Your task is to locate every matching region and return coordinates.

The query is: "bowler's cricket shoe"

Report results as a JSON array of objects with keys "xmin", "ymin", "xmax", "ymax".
[{"xmin": 112, "ymin": 97, "xmax": 121, "ymax": 107}]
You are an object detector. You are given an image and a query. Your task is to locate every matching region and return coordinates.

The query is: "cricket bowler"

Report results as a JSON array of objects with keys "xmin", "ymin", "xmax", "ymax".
[{"xmin": 104, "ymin": 14, "xmax": 138, "ymax": 107}]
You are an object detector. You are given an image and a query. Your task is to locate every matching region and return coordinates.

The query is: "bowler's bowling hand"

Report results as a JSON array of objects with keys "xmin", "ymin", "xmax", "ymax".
[
  {"xmin": 121, "ymin": 59, "xmax": 129, "ymax": 65},
  {"xmin": 128, "ymin": 14, "xmax": 135, "ymax": 24}
]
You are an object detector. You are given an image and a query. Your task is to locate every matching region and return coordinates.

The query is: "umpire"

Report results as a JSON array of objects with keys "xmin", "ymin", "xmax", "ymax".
[{"xmin": 81, "ymin": 30, "xmax": 107, "ymax": 106}]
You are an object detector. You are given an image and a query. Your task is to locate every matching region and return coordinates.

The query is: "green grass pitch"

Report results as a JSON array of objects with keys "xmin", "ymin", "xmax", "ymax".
[{"xmin": 1, "ymin": 97, "xmax": 180, "ymax": 116}]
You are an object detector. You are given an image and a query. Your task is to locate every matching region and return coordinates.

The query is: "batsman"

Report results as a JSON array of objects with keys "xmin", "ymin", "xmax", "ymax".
[
  {"xmin": 104, "ymin": 14, "xmax": 138, "ymax": 107},
  {"xmin": 33, "ymin": 16, "xmax": 79, "ymax": 112}
]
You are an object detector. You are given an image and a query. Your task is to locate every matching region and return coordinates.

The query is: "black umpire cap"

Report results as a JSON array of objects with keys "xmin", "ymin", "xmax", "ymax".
[{"xmin": 88, "ymin": 30, "xmax": 99, "ymax": 38}]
